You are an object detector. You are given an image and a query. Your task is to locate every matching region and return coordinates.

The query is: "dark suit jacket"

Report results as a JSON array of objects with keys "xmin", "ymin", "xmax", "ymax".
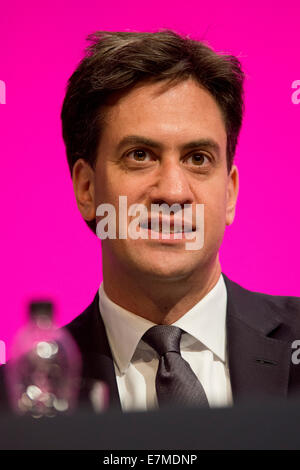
[{"xmin": 1, "ymin": 273, "xmax": 300, "ymax": 411}]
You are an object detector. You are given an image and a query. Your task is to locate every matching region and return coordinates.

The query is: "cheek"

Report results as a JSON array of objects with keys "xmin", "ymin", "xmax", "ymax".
[
  {"xmin": 94, "ymin": 173, "xmax": 119, "ymax": 206},
  {"xmin": 202, "ymin": 187, "xmax": 228, "ymax": 231},
  {"xmin": 96, "ymin": 165, "xmax": 140, "ymax": 203}
]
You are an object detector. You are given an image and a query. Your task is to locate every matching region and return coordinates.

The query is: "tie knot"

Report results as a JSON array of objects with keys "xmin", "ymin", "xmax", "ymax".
[{"xmin": 142, "ymin": 325, "xmax": 182, "ymax": 356}]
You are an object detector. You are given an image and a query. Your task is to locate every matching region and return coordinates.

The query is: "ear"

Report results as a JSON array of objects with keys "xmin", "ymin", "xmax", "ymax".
[
  {"xmin": 225, "ymin": 164, "xmax": 239, "ymax": 226},
  {"xmin": 72, "ymin": 159, "xmax": 96, "ymax": 222}
]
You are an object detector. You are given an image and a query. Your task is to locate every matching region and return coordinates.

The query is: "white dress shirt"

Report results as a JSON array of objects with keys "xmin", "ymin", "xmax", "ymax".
[{"xmin": 98, "ymin": 273, "xmax": 233, "ymax": 411}]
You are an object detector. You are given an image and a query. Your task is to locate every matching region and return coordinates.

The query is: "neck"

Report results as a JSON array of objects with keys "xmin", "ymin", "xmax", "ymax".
[{"xmin": 101, "ymin": 252, "xmax": 222, "ymax": 325}]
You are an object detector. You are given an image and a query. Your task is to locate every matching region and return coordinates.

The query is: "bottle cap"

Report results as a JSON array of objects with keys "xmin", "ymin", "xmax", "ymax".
[{"xmin": 29, "ymin": 301, "xmax": 54, "ymax": 326}]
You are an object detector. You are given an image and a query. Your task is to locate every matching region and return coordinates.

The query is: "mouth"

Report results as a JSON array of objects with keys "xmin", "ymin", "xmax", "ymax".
[{"xmin": 139, "ymin": 216, "xmax": 196, "ymax": 234}]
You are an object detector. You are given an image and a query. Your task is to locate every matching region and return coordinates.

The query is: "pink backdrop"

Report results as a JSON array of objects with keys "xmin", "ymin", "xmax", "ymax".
[{"xmin": 0, "ymin": 0, "xmax": 299, "ymax": 359}]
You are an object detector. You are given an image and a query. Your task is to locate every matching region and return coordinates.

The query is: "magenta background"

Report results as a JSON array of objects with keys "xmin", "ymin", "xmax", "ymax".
[{"xmin": 0, "ymin": 0, "xmax": 299, "ymax": 356}]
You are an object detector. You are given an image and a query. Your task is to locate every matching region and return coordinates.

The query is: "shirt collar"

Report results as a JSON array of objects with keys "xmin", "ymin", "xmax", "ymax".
[
  {"xmin": 99, "ymin": 273, "xmax": 227, "ymax": 374},
  {"xmin": 99, "ymin": 285, "xmax": 156, "ymax": 374},
  {"xmin": 173, "ymin": 274, "xmax": 227, "ymax": 362}
]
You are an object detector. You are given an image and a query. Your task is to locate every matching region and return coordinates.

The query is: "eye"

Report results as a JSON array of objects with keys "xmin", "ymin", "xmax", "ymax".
[
  {"xmin": 126, "ymin": 149, "xmax": 152, "ymax": 162},
  {"xmin": 185, "ymin": 152, "xmax": 211, "ymax": 167}
]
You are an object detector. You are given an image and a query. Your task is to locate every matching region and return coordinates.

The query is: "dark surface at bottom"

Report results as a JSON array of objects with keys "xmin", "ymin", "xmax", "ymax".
[{"xmin": 0, "ymin": 399, "xmax": 299, "ymax": 450}]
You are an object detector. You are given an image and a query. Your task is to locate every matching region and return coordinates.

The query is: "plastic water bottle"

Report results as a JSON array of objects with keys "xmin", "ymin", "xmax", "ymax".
[{"xmin": 5, "ymin": 300, "xmax": 82, "ymax": 418}]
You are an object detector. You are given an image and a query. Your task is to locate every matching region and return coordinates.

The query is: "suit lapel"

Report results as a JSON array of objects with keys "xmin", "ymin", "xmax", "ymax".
[{"xmin": 223, "ymin": 274, "xmax": 291, "ymax": 403}]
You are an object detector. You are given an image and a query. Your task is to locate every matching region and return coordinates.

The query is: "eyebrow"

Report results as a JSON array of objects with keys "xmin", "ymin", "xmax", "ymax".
[{"xmin": 116, "ymin": 135, "xmax": 221, "ymax": 157}]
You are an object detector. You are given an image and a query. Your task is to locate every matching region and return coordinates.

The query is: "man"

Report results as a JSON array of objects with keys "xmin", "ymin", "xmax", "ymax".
[{"xmin": 1, "ymin": 30, "xmax": 300, "ymax": 412}]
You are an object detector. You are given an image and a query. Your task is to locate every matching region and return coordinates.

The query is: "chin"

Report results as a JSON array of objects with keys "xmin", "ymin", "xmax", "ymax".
[{"xmin": 130, "ymin": 256, "xmax": 199, "ymax": 282}]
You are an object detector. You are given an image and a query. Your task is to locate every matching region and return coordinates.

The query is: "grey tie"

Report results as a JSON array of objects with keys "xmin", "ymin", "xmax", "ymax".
[{"xmin": 142, "ymin": 325, "xmax": 209, "ymax": 408}]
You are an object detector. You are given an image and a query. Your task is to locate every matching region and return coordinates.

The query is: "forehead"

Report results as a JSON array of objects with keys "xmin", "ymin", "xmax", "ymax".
[{"xmin": 100, "ymin": 78, "xmax": 227, "ymax": 150}]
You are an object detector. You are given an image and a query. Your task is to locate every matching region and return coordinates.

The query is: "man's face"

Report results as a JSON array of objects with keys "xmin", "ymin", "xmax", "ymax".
[{"xmin": 90, "ymin": 78, "xmax": 238, "ymax": 282}]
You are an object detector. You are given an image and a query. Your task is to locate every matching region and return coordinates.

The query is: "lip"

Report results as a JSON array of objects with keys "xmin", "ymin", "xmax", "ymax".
[
  {"xmin": 139, "ymin": 214, "xmax": 196, "ymax": 233},
  {"xmin": 139, "ymin": 226, "xmax": 197, "ymax": 243}
]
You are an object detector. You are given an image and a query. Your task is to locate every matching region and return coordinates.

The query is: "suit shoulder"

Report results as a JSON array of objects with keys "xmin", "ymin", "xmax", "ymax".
[
  {"xmin": 223, "ymin": 273, "xmax": 300, "ymax": 307},
  {"xmin": 64, "ymin": 291, "xmax": 98, "ymax": 330},
  {"xmin": 250, "ymin": 285, "xmax": 299, "ymax": 312},
  {"xmin": 62, "ymin": 291, "xmax": 101, "ymax": 353},
  {"xmin": 223, "ymin": 273, "xmax": 300, "ymax": 334}
]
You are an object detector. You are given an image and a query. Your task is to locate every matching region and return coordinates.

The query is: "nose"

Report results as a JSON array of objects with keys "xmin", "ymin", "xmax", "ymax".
[{"xmin": 149, "ymin": 159, "xmax": 194, "ymax": 207}]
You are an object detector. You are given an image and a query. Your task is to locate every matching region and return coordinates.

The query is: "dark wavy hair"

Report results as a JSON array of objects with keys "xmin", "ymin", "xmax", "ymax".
[{"xmin": 61, "ymin": 30, "xmax": 245, "ymax": 233}]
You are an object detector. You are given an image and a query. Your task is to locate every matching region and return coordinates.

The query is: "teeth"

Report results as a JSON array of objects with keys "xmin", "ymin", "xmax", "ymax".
[
  {"xmin": 139, "ymin": 222, "xmax": 194, "ymax": 232},
  {"xmin": 140, "ymin": 226, "xmax": 193, "ymax": 233}
]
